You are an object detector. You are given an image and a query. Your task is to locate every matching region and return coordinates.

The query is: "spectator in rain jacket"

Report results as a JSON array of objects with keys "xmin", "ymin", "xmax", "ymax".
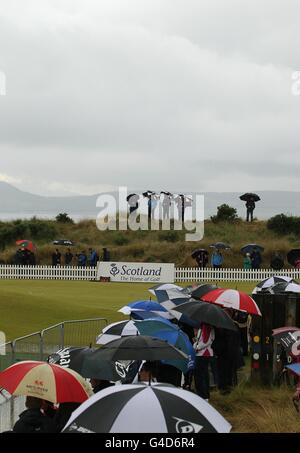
[
  {"xmin": 193, "ymin": 324, "xmax": 215, "ymax": 400},
  {"xmin": 211, "ymin": 251, "xmax": 223, "ymax": 268},
  {"xmin": 77, "ymin": 251, "xmax": 87, "ymax": 267},
  {"xmin": 13, "ymin": 397, "xmax": 56, "ymax": 433},
  {"xmin": 88, "ymin": 248, "xmax": 98, "ymax": 267},
  {"xmin": 251, "ymin": 249, "xmax": 262, "ymax": 269},
  {"xmin": 243, "ymin": 253, "xmax": 252, "ymax": 269}
]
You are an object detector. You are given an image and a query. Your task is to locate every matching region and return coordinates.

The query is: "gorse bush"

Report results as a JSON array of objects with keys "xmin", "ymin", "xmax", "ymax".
[
  {"xmin": 267, "ymin": 214, "xmax": 300, "ymax": 236},
  {"xmin": 211, "ymin": 204, "xmax": 239, "ymax": 223}
]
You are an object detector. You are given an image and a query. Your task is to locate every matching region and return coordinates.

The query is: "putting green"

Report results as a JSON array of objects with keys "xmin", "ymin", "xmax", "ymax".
[{"xmin": 0, "ymin": 280, "xmax": 257, "ymax": 341}]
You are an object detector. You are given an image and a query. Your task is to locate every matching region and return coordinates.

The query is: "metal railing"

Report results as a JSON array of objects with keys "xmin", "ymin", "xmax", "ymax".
[{"xmin": 0, "ymin": 317, "xmax": 108, "ymax": 432}]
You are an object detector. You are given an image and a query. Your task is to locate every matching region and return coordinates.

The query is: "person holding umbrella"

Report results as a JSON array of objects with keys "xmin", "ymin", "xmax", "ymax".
[
  {"xmin": 243, "ymin": 253, "xmax": 252, "ymax": 269},
  {"xmin": 239, "ymin": 193, "xmax": 260, "ymax": 222},
  {"xmin": 13, "ymin": 396, "xmax": 57, "ymax": 433},
  {"xmin": 193, "ymin": 323, "xmax": 215, "ymax": 401},
  {"xmin": 211, "ymin": 249, "xmax": 224, "ymax": 269},
  {"xmin": 251, "ymin": 247, "xmax": 262, "ymax": 269}
]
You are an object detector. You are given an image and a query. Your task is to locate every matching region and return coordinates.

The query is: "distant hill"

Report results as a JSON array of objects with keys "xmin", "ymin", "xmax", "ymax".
[{"xmin": 0, "ymin": 181, "xmax": 299, "ymax": 220}]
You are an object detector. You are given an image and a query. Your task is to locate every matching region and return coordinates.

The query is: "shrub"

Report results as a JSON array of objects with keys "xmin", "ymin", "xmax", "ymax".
[
  {"xmin": 211, "ymin": 204, "xmax": 238, "ymax": 223},
  {"xmin": 113, "ymin": 233, "xmax": 130, "ymax": 246},
  {"xmin": 56, "ymin": 213, "xmax": 74, "ymax": 224},
  {"xmin": 267, "ymin": 214, "xmax": 300, "ymax": 236}
]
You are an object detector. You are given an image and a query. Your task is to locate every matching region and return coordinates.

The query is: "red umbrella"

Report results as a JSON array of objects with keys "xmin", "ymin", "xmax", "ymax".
[
  {"xmin": 16, "ymin": 240, "xmax": 36, "ymax": 252},
  {"xmin": 201, "ymin": 288, "xmax": 262, "ymax": 316},
  {"xmin": 0, "ymin": 361, "xmax": 93, "ymax": 404}
]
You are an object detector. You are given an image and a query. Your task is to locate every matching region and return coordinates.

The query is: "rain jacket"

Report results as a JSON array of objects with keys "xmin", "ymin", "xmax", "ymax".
[{"xmin": 13, "ymin": 409, "xmax": 56, "ymax": 433}]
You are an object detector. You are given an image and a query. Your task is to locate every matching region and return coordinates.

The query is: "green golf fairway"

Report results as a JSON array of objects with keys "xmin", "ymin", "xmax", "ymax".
[{"xmin": 0, "ymin": 280, "xmax": 256, "ymax": 341}]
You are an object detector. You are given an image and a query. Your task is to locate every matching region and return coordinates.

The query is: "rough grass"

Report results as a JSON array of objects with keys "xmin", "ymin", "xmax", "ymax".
[
  {"xmin": 211, "ymin": 382, "xmax": 300, "ymax": 433},
  {"xmin": 0, "ymin": 218, "xmax": 298, "ymax": 267}
]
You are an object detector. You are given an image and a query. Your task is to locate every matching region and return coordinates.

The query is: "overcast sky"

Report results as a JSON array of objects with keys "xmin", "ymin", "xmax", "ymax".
[{"xmin": 0, "ymin": 0, "xmax": 300, "ymax": 196}]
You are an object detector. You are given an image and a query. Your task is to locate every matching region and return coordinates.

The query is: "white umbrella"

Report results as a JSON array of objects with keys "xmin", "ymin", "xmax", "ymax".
[{"xmin": 63, "ymin": 383, "xmax": 232, "ymax": 433}]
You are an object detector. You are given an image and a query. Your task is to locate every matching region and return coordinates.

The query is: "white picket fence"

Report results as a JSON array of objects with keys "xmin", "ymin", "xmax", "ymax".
[{"xmin": 0, "ymin": 264, "xmax": 300, "ymax": 282}]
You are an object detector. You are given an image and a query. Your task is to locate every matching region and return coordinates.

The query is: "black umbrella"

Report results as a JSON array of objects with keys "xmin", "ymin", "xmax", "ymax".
[
  {"xmin": 53, "ymin": 239, "xmax": 75, "ymax": 246},
  {"xmin": 143, "ymin": 191, "xmax": 155, "ymax": 198},
  {"xmin": 191, "ymin": 284, "xmax": 219, "ymax": 300},
  {"xmin": 170, "ymin": 300, "xmax": 237, "ymax": 331},
  {"xmin": 240, "ymin": 244, "xmax": 264, "ymax": 254},
  {"xmin": 272, "ymin": 327, "xmax": 300, "ymax": 353},
  {"xmin": 82, "ymin": 336, "xmax": 188, "ymax": 368},
  {"xmin": 48, "ymin": 347, "xmax": 139, "ymax": 383},
  {"xmin": 127, "ymin": 193, "xmax": 140, "ymax": 202},
  {"xmin": 47, "ymin": 347, "xmax": 95, "ymax": 377},
  {"xmin": 210, "ymin": 242, "xmax": 231, "ymax": 250},
  {"xmin": 239, "ymin": 193, "xmax": 260, "ymax": 202},
  {"xmin": 191, "ymin": 249, "xmax": 208, "ymax": 259},
  {"xmin": 160, "ymin": 191, "xmax": 173, "ymax": 196},
  {"xmin": 287, "ymin": 249, "xmax": 300, "ymax": 266}
]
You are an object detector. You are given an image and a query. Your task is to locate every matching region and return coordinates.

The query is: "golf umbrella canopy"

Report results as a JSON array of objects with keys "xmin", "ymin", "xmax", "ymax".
[
  {"xmin": 47, "ymin": 347, "xmax": 96, "ymax": 376},
  {"xmin": 119, "ymin": 300, "xmax": 173, "ymax": 320},
  {"xmin": 63, "ymin": 383, "xmax": 232, "ymax": 433},
  {"xmin": 191, "ymin": 249, "xmax": 208, "ymax": 259},
  {"xmin": 16, "ymin": 240, "xmax": 36, "ymax": 252},
  {"xmin": 252, "ymin": 276, "xmax": 297, "ymax": 294},
  {"xmin": 272, "ymin": 327, "xmax": 300, "ymax": 355},
  {"xmin": 191, "ymin": 284, "xmax": 219, "ymax": 300},
  {"xmin": 135, "ymin": 318, "xmax": 195, "ymax": 372},
  {"xmin": 53, "ymin": 239, "xmax": 75, "ymax": 246},
  {"xmin": 96, "ymin": 321, "xmax": 138, "ymax": 345},
  {"xmin": 287, "ymin": 249, "xmax": 300, "ymax": 266},
  {"xmin": 210, "ymin": 242, "xmax": 231, "ymax": 250},
  {"xmin": 286, "ymin": 363, "xmax": 300, "ymax": 378},
  {"xmin": 264, "ymin": 282, "xmax": 300, "ymax": 295},
  {"xmin": 155, "ymin": 288, "xmax": 191, "ymax": 310},
  {"xmin": 240, "ymin": 193, "xmax": 260, "ymax": 202},
  {"xmin": 241, "ymin": 244, "xmax": 264, "ymax": 255},
  {"xmin": 149, "ymin": 283, "xmax": 182, "ymax": 296},
  {"xmin": 202, "ymin": 289, "xmax": 262, "ymax": 316},
  {"xmin": 0, "ymin": 361, "xmax": 93, "ymax": 404},
  {"xmin": 82, "ymin": 336, "xmax": 188, "ymax": 364},
  {"xmin": 170, "ymin": 300, "xmax": 237, "ymax": 331}
]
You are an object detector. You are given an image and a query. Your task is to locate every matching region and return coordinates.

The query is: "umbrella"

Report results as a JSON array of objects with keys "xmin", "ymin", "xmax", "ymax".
[
  {"xmin": 170, "ymin": 300, "xmax": 237, "ymax": 331},
  {"xmin": 127, "ymin": 193, "xmax": 140, "ymax": 204},
  {"xmin": 119, "ymin": 300, "xmax": 173, "ymax": 320},
  {"xmin": 240, "ymin": 244, "xmax": 264, "ymax": 255},
  {"xmin": 0, "ymin": 361, "xmax": 93, "ymax": 404},
  {"xmin": 135, "ymin": 318, "xmax": 195, "ymax": 373},
  {"xmin": 239, "ymin": 193, "xmax": 260, "ymax": 202},
  {"xmin": 264, "ymin": 282, "xmax": 300, "ymax": 295},
  {"xmin": 143, "ymin": 191, "xmax": 155, "ymax": 198},
  {"xmin": 272, "ymin": 327, "xmax": 300, "ymax": 355},
  {"xmin": 287, "ymin": 249, "xmax": 300, "ymax": 266},
  {"xmin": 53, "ymin": 239, "xmax": 75, "ymax": 246},
  {"xmin": 47, "ymin": 346, "xmax": 134, "ymax": 382},
  {"xmin": 15, "ymin": 240, "xmax": 36, "ymax": 252},
  {"xmin": 149, "ymin": 283, "xmax": 183, "ymax": 296},
  {"xmin": 47, "ymin": 347, "xmax": 95, "ymax": 375},
  {"xmin": 191, "ymin": 284, "xmax": 219, "ymax": 300},
  {"xmin": 202, "ymin": 289, "xmax": 262, "ymax": 316},
  {"xmin": 82, "ymin": 336, "xmax": 188, "ymax": 364},
  {"xmin": 191, "ymin": 249, "xmax": 208, "ymax": 259},
  {"xmin": 252, "ymin": 276, "xmax": 297, "ymax": 294},
  {"xmin": 96, "ymin": 321, "xmax": 138, "ymax": 345},
  {"xmin": 63, "ymin": 383, "xmax": 232, "ymax": 433},
  {"xmin": 154, "ymin": 288, "xmax": 191, "ymax": 310},
  {"xmin": 160, "ymin": 191, "xmax": 173, "ymax": 196},
  {"xmin": 286, "ymin": 363, "xmax": 300, "ymax": 378},
  {"xmin": 209, "ymin": 242, "xmax": 231, "ymax": 250}
]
